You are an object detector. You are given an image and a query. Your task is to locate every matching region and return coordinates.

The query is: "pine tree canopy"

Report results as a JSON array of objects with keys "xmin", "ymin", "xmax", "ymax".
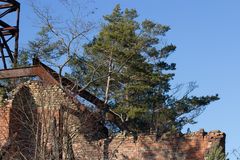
[
  {"xmin": 80, "ymin": 4, "xmax": 219, "ymax": 135},
  {"xmin": 20, "ymin": 4, "xmax": 219, "ymax": 136}
]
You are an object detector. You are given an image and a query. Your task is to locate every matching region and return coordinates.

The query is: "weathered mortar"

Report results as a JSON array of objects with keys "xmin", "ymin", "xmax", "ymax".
[
  {"xmin": 0, "ymin": 81, "xmax": 225, "ymax": 160},
  {"xmin": 91, "ymin": 129, "xmax": 225, "ymax": 160}
]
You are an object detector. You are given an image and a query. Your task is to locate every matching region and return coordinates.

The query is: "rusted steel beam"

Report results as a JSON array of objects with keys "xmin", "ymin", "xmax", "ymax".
[
  {"xmin": 0, "ymin": 66, "xmax": 39, "ymax": 79},
  {"xmin": 0, "ymin": 20, "xmax": 11, "ymax": 28},
  {"xmin": 0, "ymin": 31, "xmax": 14, "ymax": 62},
  {"xmin": 0, "ymin": 60, "xmax": 128, "ymax": 131},
  {"xmin": 37, "ymin": 61, "xmax": 129, "ymax": 131},
  {"xmin": 0, "ymin": 27, "xmax": 17, "ymax": 36},
  {"xmin": 36, "ymin": 60, "xmax": 108, "ymax": 109},
  {"xmin": 0, "ymin": 6, "xmax": 16, "ymax": 18},
  {"xmin": 0, "ymin": 26, "xmax": 17, "ymax": 31},
  {"xmin": 0, "ymin": 0, "xmax": 20, "ymax": 6},
  {"xmin": 1, "ymin": 31, "xmax": 12, "ymax": 36},
  {"xmin": 0, "ymin": 66, "xmax": 59, "ymax": 85},
  {"xmin": 6, "ymin": 35, "xmax": 14, "ymax": 42},
  {"xmin": 0, "ymin": 63, "xmax": 107, "ymax": 109},
  {"xmin": 13, "ymin": 4, "xmax": 19, "ymax": 67},
  {"xmin": 36, "ymin": 65, "xmax": 59, "ymax": 84},
  {"xmin": 0, "ymin": 43, "xmax": 7, "ymax": 69},
  {"xmin": 0, "ymin": 3, "xmax": 13, "ymax": 9}
]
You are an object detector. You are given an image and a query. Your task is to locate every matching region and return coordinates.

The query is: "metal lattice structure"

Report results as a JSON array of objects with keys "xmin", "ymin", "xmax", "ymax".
[{"xmin": 0, "ymin": 0, "xmax": 20, "ymax": 69}]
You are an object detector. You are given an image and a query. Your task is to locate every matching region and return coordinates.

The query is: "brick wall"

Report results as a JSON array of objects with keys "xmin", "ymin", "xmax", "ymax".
[
  {"xmin": 100, "ymin": 130, "xmax": 225, "ymax": 160},
  {"xmin": 0, "ymin": 81, "xmax": 225, "ymax": 160}
]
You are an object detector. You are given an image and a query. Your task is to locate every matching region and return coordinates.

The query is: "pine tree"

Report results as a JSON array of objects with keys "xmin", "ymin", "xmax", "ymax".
[
  {"xmin": 205, "ymin": 144, "xmax": 228, "ymax": 160},
  {"xmin": 24, "ymin": 4, "xmax": 219, "ymax": 136},
  {"xmin": 77, "ymin": 4, "xmax": 219, "ymax": 135}
]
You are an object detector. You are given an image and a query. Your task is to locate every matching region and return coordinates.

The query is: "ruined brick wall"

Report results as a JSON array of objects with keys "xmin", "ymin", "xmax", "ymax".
[
  {"xmin": 0, "ymin": 81, "xmax": 106, "ymax": 159},
  {"xmin": 68, "ymin": 129, "xmax": 225, "ymax": 160},
  {"xmin": 0, "ymin": 81, "xmax": 225, "ymax": 160},
  {"xmin": 100, "ymin": 130, "xmax": 225, "ymax": 160}
]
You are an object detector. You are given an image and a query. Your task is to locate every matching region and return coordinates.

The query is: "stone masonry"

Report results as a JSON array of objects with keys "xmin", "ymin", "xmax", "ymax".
[{"xmin": 0, "ymin": 81, "xmax": 225, "ymax": 160}]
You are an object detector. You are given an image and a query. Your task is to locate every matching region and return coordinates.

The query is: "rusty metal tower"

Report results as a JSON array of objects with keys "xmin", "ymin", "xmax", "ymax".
[{"xmin": 0, "ymin": 0, "xmax": 20, "ymax": 69}]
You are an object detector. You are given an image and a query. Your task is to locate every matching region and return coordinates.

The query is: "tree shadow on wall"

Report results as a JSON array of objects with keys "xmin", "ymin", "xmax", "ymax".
[
  {"xmin": 160, "ymin": 135, "xmax": 203, "ymax": 160},
  {"xmin": 112, "ymin": 137, "xmax": 157, "ymax": 160},
  {"xmin": 133, "ymin": 134, "xmax": 204, "ymax": 160},
  {"xmin": 2, "ymin": 86, "xmax": 39, "ymax": 160},
  {"xmin": 141, "ymin": 139, "xmax": 157, "ymax": 160}
]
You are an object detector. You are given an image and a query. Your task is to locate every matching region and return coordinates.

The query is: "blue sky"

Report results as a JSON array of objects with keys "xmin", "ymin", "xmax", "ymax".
[{"xmin": 18, "ymin": 0, "xmax": 240, "ymax": 159}]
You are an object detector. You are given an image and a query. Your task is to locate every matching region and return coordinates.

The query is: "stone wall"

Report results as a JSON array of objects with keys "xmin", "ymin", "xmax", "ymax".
[
  {"xmin": 0, "ymin": 102, "xmax": 10, "ymax": 149},
  {"xmin": 0, "ymin": 81, "xmax": 225, "ymax": 160}
]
